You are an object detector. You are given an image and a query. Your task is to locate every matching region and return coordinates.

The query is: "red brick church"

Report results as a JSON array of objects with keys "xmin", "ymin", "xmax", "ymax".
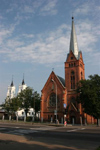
[{"xmin": 40, "ymin": 17, "xmax": 96, "ymax": 124}]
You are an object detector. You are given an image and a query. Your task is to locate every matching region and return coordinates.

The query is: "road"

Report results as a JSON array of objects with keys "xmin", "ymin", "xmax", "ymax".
[{"xmin": 0, "ymin": 122, "xmax": 100, "ymax": 150}]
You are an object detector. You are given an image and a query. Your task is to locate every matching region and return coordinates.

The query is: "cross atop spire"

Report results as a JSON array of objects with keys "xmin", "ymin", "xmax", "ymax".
[{"xmin": 69, "ymin": 17, "xmax": 79, "ymax": 59}]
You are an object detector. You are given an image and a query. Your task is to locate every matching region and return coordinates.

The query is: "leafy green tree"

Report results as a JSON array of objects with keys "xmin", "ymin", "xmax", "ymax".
[
  {"xmin": 17, "ymin": 87, "xmax": 33, "ymax": 117},
  {"xmin": 3, "ymin": 96, "xmax": 20, "ymax": 116},
  {"xmin": 3, "ymin": 87, "xmax": 41, "ymax": 119},
  {"xmin": 77, "ymin": 74, "xmax": 100, "ymax": 126},
  {"xmin": 32, "ymin": 91, "xmax": 40, "ymax": 114}
]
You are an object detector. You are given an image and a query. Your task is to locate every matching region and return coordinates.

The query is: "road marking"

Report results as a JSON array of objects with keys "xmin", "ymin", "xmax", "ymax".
[
  {"xmin": 81, "ymin": 128, "xmax": 85, "ymax": 130},
  {"xmin": 30, "ymin": 126, "xmax": 64, "ymax": 131},
  {"xmin": 0, "ymin": 128, "xmax": 6, "ymax": 130},
  {"xmin": 67, "ymin": 128, "xmax": 85, "ymax": 132},
  {"xmin": 6, "ymin": 129, "xmax": 38, "ymax": 136}
]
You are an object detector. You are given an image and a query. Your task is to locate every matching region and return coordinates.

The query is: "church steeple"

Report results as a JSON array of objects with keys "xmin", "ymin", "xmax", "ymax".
[
  {"xmin": 6, "ymin": 76, "xmax": 16, "ymax": 100},
  {"xmin": 11, "ymin": 80, "xmax": 14, "ymax": 87},
  {"xmin": 11, "ymin": 76, "xmax": 14, "ymax": 87},
  {"xmin": 22, "ymin": 74, "xmax": 25, "ymax": 85},
  {"xmin": 69, "ymin": 17, "xmax": 79, "ymax": 59},
  {"xmin": 18, "ymin": 74, "xmax": 27, "ymax": 93}
]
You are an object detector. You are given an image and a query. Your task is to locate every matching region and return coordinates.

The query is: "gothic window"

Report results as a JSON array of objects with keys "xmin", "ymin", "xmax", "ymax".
[
  {"xmin": 81, "ymin": 72, "xmax": 83, "ymax": 80},
  {"xmin": 49, "ymin": 93, "xmax": 56, "ymax": 107},
  {"xmin": 71, "ymin": 71, "xmax": 75, "ymax": 89},
  {"xmin": 49, "ymin": 93, "xmax": 59, "ymax": 107},
  {"xmin": 71, "ymin": 63, "xmax": 73, "ymax": 67}
]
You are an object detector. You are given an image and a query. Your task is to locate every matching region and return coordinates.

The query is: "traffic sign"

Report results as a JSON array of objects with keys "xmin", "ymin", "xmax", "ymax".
[{"xmin": 63, "ymin": 103, "xmax": 66, "ymax": 108}]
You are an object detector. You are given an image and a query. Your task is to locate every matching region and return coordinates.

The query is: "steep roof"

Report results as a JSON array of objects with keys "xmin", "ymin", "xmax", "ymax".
[
  {"xmin": 57, "ymin": 76, "xmax": 65, "ymax": 87},
  {"xmin": 41, "ymin": 71, "xmax": 65, "ymax": 92},
  {"xmin": 22, "ymin": 79, "xmax": 25, "ymax": 85},
  {"xmin": 11, "ymin": 80, "xmax": 14, "ymax": 87}
]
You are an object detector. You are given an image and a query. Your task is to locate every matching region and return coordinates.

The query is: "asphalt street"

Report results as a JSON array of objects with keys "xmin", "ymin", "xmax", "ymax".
[{"xmin": 0, "ymin": 122, "xmax": 100, "ymax": 150}]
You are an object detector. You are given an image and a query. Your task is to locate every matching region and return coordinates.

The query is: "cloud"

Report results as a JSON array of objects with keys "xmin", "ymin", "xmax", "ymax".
[
  {"xmin": 22, "ymin": 34, "xmax": 34, "ymax": 38},
  {"xmin": 74, "ymin": 4, "xmax": 90, "ymax": 16},
  {"xmin": 0, "ymin": 16, "xmax": 99, "ymax": 67},
  {"xmin": 40, "ymin": 0, "xmax": 58, "ymax": 16},
  {"xmin": 0, "ymin": 26, "xmax": 15, "ymax": 44},
  {"xmin": 74, "ymin": 0, "xmax": 100, "ymax": 21},
  {"xmin": 0, "ymin": 24, "xmax": 69, "ymax": 64}
]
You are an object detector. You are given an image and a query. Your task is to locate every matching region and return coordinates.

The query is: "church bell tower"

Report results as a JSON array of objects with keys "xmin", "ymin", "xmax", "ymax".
[{"xmin": 65, "ymin": 17, "xmax": 85, "ymax": 92}]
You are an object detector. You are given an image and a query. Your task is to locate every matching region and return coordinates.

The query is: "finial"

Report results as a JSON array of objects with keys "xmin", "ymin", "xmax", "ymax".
[
  {"xmin": 12, "ymin": 75, "xmax": 13, "ymax": 81},
  {"xmin": 23, "ymin": 73, "xmax": 24, "ymax": 80},
  {"xmin": 72, "ymin": 12, "xmax": 74, "ymax": 20},
  {"xmin": 52, "ymin": 68, "xmax": 54, "ymax": 72},
  {"xmin": 22, "ymin": 73, "xmax": 25, "ymax": 85}
]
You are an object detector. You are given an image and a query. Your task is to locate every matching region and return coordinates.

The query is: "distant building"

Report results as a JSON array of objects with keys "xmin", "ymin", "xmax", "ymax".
[
  {"xmin": 16, "ymin": 108, "xmax": 35, "ymax": 118},
  {"xmin": 6, "ymin": 80, "xmax": 16, "ymax": 100},
  {"xmin": 17, "ymin": 78, "xmax": 36, "ymax": 119},
  {"xmin": 18, "ymin": 78, "xmax": 27, "ymax": 93}
]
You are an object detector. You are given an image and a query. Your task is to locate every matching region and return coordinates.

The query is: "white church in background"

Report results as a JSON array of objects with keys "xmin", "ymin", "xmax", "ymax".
[
  {"xmin": 6, "ymin": 77, "xmax": 35, "ymax": 118},
  {"xmin": 17, "ymin": 78, "xmax": 35, "ymax": 118},
  {"xmin": 18, "ymin": 78, "xmax": 27, "ymax": 93},
  {"xmin": 7, "ymin": 80, "xmax": 16, "ymax": 100}
]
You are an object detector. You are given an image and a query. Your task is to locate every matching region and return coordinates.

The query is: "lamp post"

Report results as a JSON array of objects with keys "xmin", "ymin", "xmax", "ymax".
[
  {"xmin": 32, "ymin": 89, "xmax": 35, "ymax": 123},
  {"xmin": 51, "ymin": 79, "xmax": 57, "ymax": 124}
]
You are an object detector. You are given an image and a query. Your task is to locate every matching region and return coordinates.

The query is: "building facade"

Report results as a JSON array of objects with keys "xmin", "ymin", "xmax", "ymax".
[
  {"xmin": 18, "ymin": 78, "xmax": 27, "ymax": 93},
  {"xmin": 41, "ymin": 17, "xmax": 96, "ymax": 124},
  {"xmin": 7, "ymin": 80, "xmax": 16, "ymax": 100}
]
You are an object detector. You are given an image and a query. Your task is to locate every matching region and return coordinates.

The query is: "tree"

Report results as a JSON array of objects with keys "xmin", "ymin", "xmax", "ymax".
[
  {"xmin": 77, "ymin": 74, "xmax": 100, "ymax": 126},
  {"xmin": 17, "ymin": 87, "xmax": 33, "ymax": 117},
  {"xmin": 3, "ymin": 87, "xmax": 41, "ymax": 120},
  {"xmin": 3, "ymin": 97, "xmax": 20, "ymax": 117},
  {"xmin": 32, "ymin": 91, "xmax": 40, "ymax": 114}
]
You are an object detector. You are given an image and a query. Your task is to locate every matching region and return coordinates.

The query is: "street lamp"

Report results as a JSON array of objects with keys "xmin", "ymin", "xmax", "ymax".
[
  {"xmin": 51, "ymin": 79, "xmax": 57, "ymax": 124},
  {"xmin": 32, "ymin": 89, "xmax": 35, "ymax": 123}
]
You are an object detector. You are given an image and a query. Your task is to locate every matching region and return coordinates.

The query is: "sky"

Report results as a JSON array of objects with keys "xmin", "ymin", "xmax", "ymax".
[{"xmin": 0, "ymin": 0, "xmax": 100, "ymax": 104}]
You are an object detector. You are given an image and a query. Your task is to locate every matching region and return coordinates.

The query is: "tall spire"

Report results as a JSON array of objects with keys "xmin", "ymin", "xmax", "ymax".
[
  {"xmin": 69, "ymin": 17, "xmax": 79, "ymax": 59},
  {"xmin": 22, "ymin": 73, "xmax": 25, "ymax": 85},
  {"xmin": 11, "ymin": 75, "xmax": 14, "ymax": 87}
]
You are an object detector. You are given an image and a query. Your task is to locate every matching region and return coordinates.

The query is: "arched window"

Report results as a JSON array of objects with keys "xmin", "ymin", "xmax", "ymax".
[
  {"xmin": 81, "ymin": 72, "xmax": 83, "ymax": 80},
  {"xmin": 49, "ymin": 93, "xmax": 56, "ymax": 107},
  {"xmin": 71, "ymin": 71, "xmax": 75, "ymax": 89},
  {"xmin": 71, "ymin": 63, "xmax": 73, "ymax": 67},
  {"xmin": 49, "ymin": 93, "xmax": 59, "ymax": 107}
]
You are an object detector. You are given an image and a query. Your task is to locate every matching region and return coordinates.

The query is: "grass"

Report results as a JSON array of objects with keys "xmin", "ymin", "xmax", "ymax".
[{"xmin": 96, "ymin": 146, "xmax": 100, "ymax": 150}]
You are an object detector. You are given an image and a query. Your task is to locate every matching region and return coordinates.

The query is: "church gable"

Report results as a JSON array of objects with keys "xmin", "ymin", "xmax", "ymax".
[
  {"xmin": 42, "ymin": 71, "xmax": 65, "ymax": 93},
  {"xmin": 66, "ymin": 51, "xmax": 77, "ymax": 62}
]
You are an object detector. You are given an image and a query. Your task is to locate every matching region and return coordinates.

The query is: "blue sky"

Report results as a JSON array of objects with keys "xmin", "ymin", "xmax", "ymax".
[{"xmin": 0, "ymin": 0, "xmax": 100, "ymax": 104}]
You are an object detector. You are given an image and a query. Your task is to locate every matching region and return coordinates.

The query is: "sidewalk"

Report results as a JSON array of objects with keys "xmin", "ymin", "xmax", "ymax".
[{"xmin": 0, "ymin": 120, "xmax": 99, "ymax": 129}]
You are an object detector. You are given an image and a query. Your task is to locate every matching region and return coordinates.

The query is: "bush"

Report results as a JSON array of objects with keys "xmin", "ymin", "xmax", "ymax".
[
  {"xmin": 96, "ymin": 146, "xmax": 100, "ymax": 150},
  {"xmin": 26, "ymin": 117, "xmax": 32, "ymax": 122}
]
